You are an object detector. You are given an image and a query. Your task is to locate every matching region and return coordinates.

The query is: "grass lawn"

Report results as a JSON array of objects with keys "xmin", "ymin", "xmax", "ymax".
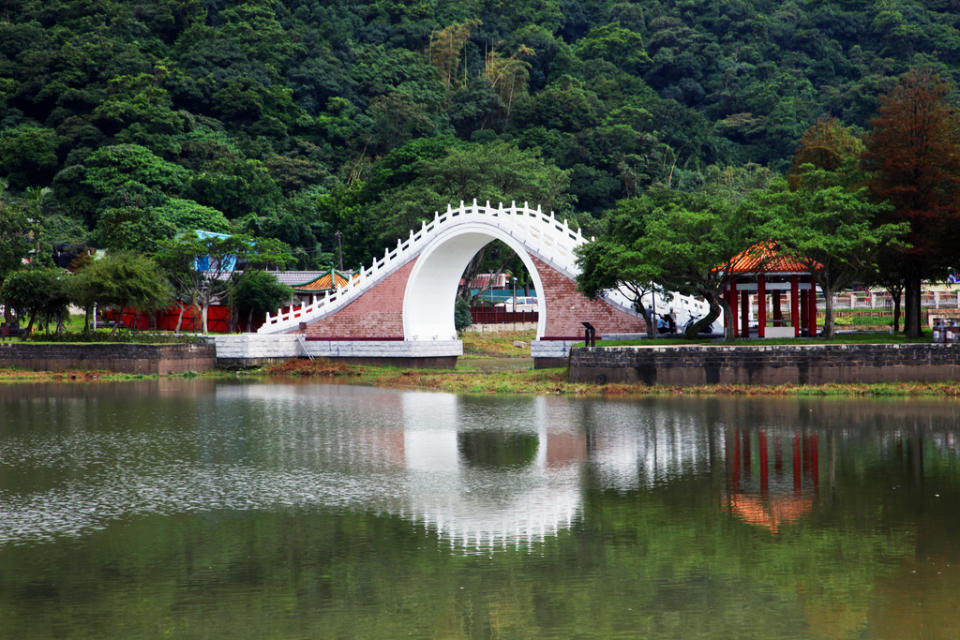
[
  {"xmin": 256, "ymin": 326, "xmax": 960, "ymax": 398},
  {"xmin": 1, "ymin": 313, "xmax": 204, "ymax": 345},
  {"xmin": 3, "ymin": 321, "xmax": 957, "ymax": 397}
]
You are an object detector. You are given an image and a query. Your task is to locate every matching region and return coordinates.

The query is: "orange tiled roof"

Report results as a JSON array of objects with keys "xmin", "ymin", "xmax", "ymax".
[
  {"xmin": 728, "ymin": 493, "xmax": 814, "ymax": 534},
  {"xmin": 723, "ymin": 242, "xmax": 820, "ymax": 274},
  {"xmin": 292, "ymin": 271, "xmax": 352, "ymax": 292}
]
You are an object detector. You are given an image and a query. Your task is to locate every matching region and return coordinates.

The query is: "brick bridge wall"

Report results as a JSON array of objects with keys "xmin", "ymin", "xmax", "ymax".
[
  {"xmin": 303, "ymin": 259, "xmax": 416, "ymax": 339},
  {"xmin": 296, "ymin": 254, "xmax": 646, "ymax": 339},
  {"xmin": 532, "ymin": 256, "xmax": 646, "ymax": 338},
  {"xmin": 569, "ymin": 343, "xmax": 960, "ymax": 386}
]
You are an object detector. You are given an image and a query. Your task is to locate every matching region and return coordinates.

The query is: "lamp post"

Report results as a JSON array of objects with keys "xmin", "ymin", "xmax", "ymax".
[{"xmin": 334, "ymin": 230, "xmax": 343, "ymax": 271}]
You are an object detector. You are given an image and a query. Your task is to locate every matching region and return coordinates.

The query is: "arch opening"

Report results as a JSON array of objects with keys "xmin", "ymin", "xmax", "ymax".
[{"xmin": 403, "ymin": 224, "xmax": 547, "ymax": 341}]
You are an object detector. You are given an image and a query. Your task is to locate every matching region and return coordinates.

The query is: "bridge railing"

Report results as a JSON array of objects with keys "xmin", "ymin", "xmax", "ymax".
[{"xmin": 259, "ymin": 200, "xmax": 586, "ymax": 334}]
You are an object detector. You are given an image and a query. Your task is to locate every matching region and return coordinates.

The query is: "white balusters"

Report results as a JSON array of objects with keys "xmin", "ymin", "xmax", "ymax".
[{"xmin": 259, "ymin": 200, "xmax": 613, "ymax": 333}]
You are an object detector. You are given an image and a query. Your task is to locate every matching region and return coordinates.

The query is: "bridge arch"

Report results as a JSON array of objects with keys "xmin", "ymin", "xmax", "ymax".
[
  {"xmin": 250, "ymin": 201, "xmax": 713, "ymax": 366},
  {"xmin": 403, "ymin": 222, "xmax": 546, "ymax": 341}
]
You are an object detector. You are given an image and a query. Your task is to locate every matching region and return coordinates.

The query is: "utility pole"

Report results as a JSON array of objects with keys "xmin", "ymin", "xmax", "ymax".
[{"xmin": 334, "ymin": 231, "xmax": 343, "ymax": 271}]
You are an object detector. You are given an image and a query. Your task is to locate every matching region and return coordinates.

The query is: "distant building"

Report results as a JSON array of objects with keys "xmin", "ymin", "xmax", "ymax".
[{"xmin": 270, "ymin": 269, "xmax": 355, "ymax": 305}]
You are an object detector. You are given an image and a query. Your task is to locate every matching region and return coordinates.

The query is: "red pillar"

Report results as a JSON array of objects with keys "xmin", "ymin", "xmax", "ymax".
[
  {"xmin": 744, "ymin": 290, "xmax": 751, "ymax": 337},
  {"xmin": 728, "ymin": 280, "xmax": 738, "ymax": 337},
  {"xmin": 773, "ymin": 290, "xmax": 782, "ymax": 326},
  {"xmin": 757, "ymin": 274, "xmax": 766, "ymax": 338},
  {"xmin": 793, "ymin": 433, "xmax": 802, "ymax": 494},
  {"xmin": 808, "ymin": 276, "xmax": 818, "ymax": 337},
  {"xmin": 790, "ymin": 275, "xmax": 800, "ymax": 337},
  {"xmin": 759, "ymin": 430, "xmax": 768, "ymax": 496}
]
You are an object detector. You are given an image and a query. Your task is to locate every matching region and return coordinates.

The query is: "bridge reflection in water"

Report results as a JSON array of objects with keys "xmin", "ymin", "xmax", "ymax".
[
  {"xmin": 214, "ymin": 386, "xmax": 842, "ymax": 551},
  {"xmin": 194, "ymin": 386, "xmax": 960, "ymax": 555},
  {"xmin": 220, "ymin": 385, "xmax": 588, "ymax": 552}
]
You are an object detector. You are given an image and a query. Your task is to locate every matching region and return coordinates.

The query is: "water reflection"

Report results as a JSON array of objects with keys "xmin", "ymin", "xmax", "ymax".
[
  {"xmin": 206, "ymin": 385, "xmax": 587, "ymax": 552},
  {"xmin": 3, "ymin": 383, "xmax": 960, "ymax": 553},
  {"xmin": 2, "ymin": 383, "xmax": 960, "ymax": 639}
]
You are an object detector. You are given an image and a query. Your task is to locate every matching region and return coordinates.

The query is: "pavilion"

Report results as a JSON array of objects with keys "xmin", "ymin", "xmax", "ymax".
[
  {"xmin": 285, "ymin": 268, "xmax": 354, "ymax": 305},
  {"xmin": 721, "ymin": 243, "xmax": 821, "ymax": 338}
]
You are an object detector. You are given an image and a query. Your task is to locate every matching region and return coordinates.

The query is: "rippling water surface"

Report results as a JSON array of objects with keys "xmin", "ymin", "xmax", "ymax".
[{"xmin": 1, "ymin": 379, "xmax": 959, "ymax": 639}]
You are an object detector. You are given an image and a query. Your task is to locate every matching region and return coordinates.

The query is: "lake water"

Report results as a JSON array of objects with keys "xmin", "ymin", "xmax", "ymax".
[{"xmin": 1, "ymin": 380, "xmax": 959, "ymax": 639}]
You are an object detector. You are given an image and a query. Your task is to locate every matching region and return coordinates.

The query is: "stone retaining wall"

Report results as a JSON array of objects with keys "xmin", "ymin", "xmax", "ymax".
[
  {"xmin": 0, "ymin": 343, "xmax": 216, "ymax": 374},
  {"xmin": 569, "ymin": 343, "xmax": 960, "ymax": 385}
]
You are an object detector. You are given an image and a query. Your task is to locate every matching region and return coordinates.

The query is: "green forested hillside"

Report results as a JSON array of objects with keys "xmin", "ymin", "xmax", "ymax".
[{"xmin": 1, "ymin": 0, "xmax": 958, "ymax": 269}]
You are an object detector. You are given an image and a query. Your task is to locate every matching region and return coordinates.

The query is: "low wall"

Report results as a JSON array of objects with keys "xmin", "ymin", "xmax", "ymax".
[
  {"xmin": 212, "ymin": 335, "xmax": 462, "ymax": 369},
  {"xmin": 0, "ymin": 343, "xmax": 216, "ymax": 374},
  {"xmin": 569, "ymin": 343, "xmax": 960, "ymax": 385}
]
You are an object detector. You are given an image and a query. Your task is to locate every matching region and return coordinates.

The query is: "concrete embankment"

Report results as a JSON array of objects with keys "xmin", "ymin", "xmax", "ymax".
[{"xmin": 569, "ymin": 343, "xmax": 960, "ymax": 386}]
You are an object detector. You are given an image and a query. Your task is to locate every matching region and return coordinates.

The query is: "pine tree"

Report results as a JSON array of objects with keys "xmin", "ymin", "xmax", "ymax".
[{"xmin": 863, "ymin": 69, "xmax": 960, "ymax": 337}]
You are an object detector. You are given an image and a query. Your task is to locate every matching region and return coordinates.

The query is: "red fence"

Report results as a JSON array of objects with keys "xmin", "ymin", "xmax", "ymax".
[
  {"xmin": 470, "ymin": 307, "xmax": 538, "ymax": 324},
  {"xmin": 103, "ymin": 305, "xmax": 247, "ymax": 333},
  {"xmin": 103, "ymin": 303, "xmax": 538, "ymax": 333}
]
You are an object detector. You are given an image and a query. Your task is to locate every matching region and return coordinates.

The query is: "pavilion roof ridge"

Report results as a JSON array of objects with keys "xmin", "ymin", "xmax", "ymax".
[
  {"xmin": 289, "ymin": 269, "xmax": 355, "ymax": 291},
  {"xmin": 722, "ymin": 241, "xmax": 821, "ymax": 275}
]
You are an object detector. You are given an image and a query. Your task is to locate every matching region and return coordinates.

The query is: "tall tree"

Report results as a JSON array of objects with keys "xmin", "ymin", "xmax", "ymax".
[
  {"xmin": 0, "ymin": 267, "xmax": 69, "ymax": 337},
  {"xmin": 483, "ymin": 45, "xmax": 532, "ymax": 119},
  {"xmin": 158, "ymin": 233, "xmax": 291, "ymax": 333},
  {"xmin": 0, "ymin": 185, "xmax": 37, "ymax": 316},
  {"xmin": 428, "ymin": 20, "xmax": 480, "ymax": 88},
  {"xmin": 71, "ymin": 254, "xmax": 174, "ymax": 335},
  {"xmin": 576, "ymin": 199, "xmax": 662, "ymax": 338},
  {"xmin": 787, "ymin": 117, "xmax": 864, "ymax": 188},
  {"xmin": 753, "ymin": 172, "xmax": 903, "ymax": 338},
  {"xmin": 863, "ymin": 69, "xmax": 960, "ymax": 337},
  {"xmin": 607, "ymin": 191, "xmax": 764, "ymax": 340},
  {"xmin": 229, "ymin": 269, "xmax": 293, "ymax": 333}
]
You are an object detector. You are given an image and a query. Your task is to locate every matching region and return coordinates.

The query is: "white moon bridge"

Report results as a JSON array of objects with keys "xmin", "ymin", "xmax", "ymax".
[{"xmin": 215, "ymin": 200, "xmax": 712, "ymax": 368}]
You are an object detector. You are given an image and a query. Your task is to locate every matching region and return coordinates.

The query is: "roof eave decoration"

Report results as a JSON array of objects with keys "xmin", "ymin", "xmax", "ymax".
[{"xmin": 715, "ymin": 241, "xmax": 823, "ymax": 276}]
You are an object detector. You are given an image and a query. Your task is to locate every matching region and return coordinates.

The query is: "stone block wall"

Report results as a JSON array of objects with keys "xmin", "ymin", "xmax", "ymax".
[
  {"xmin": 0, "ymin": 343, "xmax": 216, "ymax": 374},
  {"xmin": 569, "ymin": 343, "xmax": 960, "ymax": 385}
]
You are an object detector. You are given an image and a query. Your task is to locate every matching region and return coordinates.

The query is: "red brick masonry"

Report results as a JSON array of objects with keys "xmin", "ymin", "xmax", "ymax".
[
  {"xmin": 531, "ymin": 255, "xmax": 646, "ymax": 338},
  {"xmin": 298, "ymin": 254, "xmax": 647, "ymax": 339},
  {"xmin": 304, "ymin": 259, "xmax": 416, "ymax": 339}
]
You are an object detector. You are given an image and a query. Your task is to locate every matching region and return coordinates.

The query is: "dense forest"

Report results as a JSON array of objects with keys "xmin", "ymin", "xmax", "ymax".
[{"xmin": 1, "ymin": 0, "xmax": 959, "ymax": 272}]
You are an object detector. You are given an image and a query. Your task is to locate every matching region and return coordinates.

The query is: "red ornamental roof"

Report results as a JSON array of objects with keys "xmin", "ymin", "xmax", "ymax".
[{"xmin": 723, "ymin": 242, "xmax": 820, "ymax": 274}]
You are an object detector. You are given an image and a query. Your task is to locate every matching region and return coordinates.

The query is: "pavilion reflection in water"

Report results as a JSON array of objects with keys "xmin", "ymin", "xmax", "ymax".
[{"xmin": 725, "ymin": 428, "xmax": 818, "ymax": 534}]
